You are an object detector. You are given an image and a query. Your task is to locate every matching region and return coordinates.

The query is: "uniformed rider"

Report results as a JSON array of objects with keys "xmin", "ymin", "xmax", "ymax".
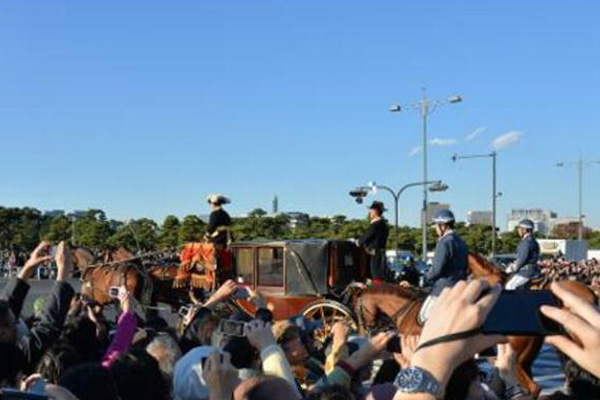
[
  {"xmin": 357, "ymin": 201, "xmax": 390, "ymax": 284},
  {"xmin": 419, "ymin": 209, "xmax": 468, "ymax": 322},
  {"xmin": 205, "ymin": 194, "xmax": 233, "ymax": 247},
  {"xmin": 505, "ymin": 219, "xmax": 540, "ymax": 290}
]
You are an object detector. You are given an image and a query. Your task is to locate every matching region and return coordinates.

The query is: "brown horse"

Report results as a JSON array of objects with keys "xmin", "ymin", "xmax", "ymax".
[
  {"xmin": 80, "ymin": 262, "xmax": 152, "ymax": 307},
  {"xmin": 355, "ymin": 253, "xmax": 597, "ymax": 396},
  {"xmin": 70, "ymin": 246, "xmax": 96, "ymax": 275}
]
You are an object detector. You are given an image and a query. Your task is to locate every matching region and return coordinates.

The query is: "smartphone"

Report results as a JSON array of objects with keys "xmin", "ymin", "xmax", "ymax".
[
  {"xmin": 0, "ymin": 389, "xmax": 49, "ymax": 400},
  {"xmin": 386, "ymin": 335, "xmax": 402, "ymax": 353},
  {"xmin": 482, "ymin": 290, "xmax": 564, "ymax": 336},
  {"xmin": 108, "ymin": 286, "xmax": 121, "ymax": 298},
  {"xmin": 48, "ymin": 246, "xmax": 58, "ymax": 258},
  {"xmin": 234, "ymin": 287, "xmax": 249, "ymax": 299},
  {"xmin": 29, "ymin": 380, "xmax": 46, "ymax": 395},
  {"xmin": 219, "ymin": 319, "xmax": 245, "ymax": 337}
]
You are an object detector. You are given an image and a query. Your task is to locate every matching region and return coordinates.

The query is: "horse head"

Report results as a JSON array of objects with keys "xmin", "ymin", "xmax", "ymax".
[{"xmin": 468, "ymin": 252, "xmax": 506, "ymax": 285}]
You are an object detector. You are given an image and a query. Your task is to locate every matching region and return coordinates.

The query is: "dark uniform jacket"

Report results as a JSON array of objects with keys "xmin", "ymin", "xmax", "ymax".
[
  {"xmin": 514, "ymin": 234, "xmax": 540, "ymax": 278},
  {"xmin": 206, "ymin": 209, "xmax": 232, "ymax": 246},
  {"xmin": 0, "ymin": 278, "xmax": 75, "ymax": 377},
  {"xmin": 358, "ymin": 218, "xmax": 389, "ymax": 252},
  {"xmin": 426, "ymin": 231, "xmax": 468, "ymax": 293}
]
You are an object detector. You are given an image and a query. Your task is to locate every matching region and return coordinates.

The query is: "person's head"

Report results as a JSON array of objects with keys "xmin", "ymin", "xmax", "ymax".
[
  {"xmin": 0, "ymin": 300, "xmax": 17, "ymax": 344},
  {"xmin": 444, "ymin": 360, "xmax": 482, "ymax": 400},
  {"xmin": 368, "ymin": 201, "xmax": 385, "ymax": 220},
  {"xmin": 178, "ymin": 308, "xmax": 219, "ymax": 354},
  {"xmin": 36, "ymin": 342, "xmax": 83, "ymax": 383},
  {"xmin": 146, "ymin": 333, "xmax": 182, "ymax": 384},
  {"xmin": 307, "ymin": 385, "xmax": 356, "ymax": 400},
  {"xmin": 207, "ymin": 194, "xmax": 230, "ymax": 210},
  {"xmin": 0, "ymin": 341, "xmax": 24, "ymax": 387},
  {"xmin": 272, "ymin": 321, "xmax": 309, "ymax": 365},
  {"xmin": 58, "ymin": 363, "xmax": 120, "ymax": 400},
  {"xmin": 61, "ymin": 314, "xmax": 104, "ymax": 361},
  {"xmin": 109, "ymin": 349, "xmax": 170, "ymax": 400},
  {"xmin": 173, "ymin": 346, "xmax": 217, "ymax": 400},
  {"xmin": 233, "ymin": 375, "xmax": 300, "ymax": 400},
  {"xmin": 433, "ymin": 210, "xmax": 456, "ymax": 237},
  {"xmin": 517, "ymin": 219, "xmax": 534, "ymax": 238},
  {"xmin": 223, "ymin": 336, "xmax": 259, "ymax": 370},
  {"xmin": 564, "ymin": 358, "xmax": 600, "ymax": 398}
]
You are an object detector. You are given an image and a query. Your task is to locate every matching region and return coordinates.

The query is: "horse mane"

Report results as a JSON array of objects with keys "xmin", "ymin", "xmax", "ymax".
[
  {"xmin": 361, "ymin": 283, "xmax": 424, "ymax": 300},
  {"xmin": 468, "ymin": 251, "xmax": 502, "ymax": 275}
]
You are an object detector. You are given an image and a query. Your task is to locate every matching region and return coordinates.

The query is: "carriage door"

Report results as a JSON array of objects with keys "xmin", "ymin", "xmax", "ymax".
[{"xmin": 257, "ymin": 247, "xmax": 285, "ymax": 297}]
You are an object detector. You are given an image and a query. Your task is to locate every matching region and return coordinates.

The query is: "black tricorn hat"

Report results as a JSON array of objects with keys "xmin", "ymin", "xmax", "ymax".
[{"xmin": 368, "ymin": 201, "xmax": 386, "ymax": 213}]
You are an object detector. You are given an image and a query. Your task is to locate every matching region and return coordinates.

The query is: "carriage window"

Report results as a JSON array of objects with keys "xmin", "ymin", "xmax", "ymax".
[
  {"xmin": 235, "ymin": 248, "xmax": 254, "ymax": 284},
  {"xmin": 258, "ymin": 248, "xmax": 284, "ymax": 287}
]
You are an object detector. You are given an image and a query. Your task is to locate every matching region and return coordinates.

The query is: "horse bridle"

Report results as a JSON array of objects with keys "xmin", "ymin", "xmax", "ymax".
[{"xmin": 357, "ymin": 295, "xmax": 417, "ymax": 333}]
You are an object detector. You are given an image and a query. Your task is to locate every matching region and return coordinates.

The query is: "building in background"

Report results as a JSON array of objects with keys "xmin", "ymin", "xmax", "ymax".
[
  {"xmin": 467, "ymin": 210, "xmax": 493, "ymax": 226},
  {"xmin": 285, "ymin": 212, "xmax": 310, "ymax": 229},
  {"xmin": 44, "ymin": 210, "xmax": 65, "ymax": 218},
  {"xmin": 506, "ymin": 209, "xmax": 558, "ymax": 236},
  {"xmin": 272, "ymin": 195, "xmax": 279, "ymax": 215},
  {"xmin": 423, "ymin": 202, "xmax": 450, "ymax": 224}
]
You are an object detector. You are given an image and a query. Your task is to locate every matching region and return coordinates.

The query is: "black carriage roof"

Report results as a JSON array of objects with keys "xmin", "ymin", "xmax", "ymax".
[
  {"xmin": 230, "ymin": 239, "xmax": 360, "ymax": 296},
  {"xmin": 231, "ymin": 238, "xmax": 337, "ymax": 247}
]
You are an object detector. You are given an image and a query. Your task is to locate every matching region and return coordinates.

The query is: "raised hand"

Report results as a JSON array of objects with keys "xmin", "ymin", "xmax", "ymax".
[
  {"xmin": 244, "ymin": 319, "xmax": 276, "ymax": 351},
  {"xmin": 204, "ymin": 351, "xmax": 240, "ymax": 400},
  {"xmin": 19, "ymin": 241, "xmax": 53, "ymax": 280},
  {"xmin": 541, "ymin": 282, "xmax": 600, "ymax": 379}
]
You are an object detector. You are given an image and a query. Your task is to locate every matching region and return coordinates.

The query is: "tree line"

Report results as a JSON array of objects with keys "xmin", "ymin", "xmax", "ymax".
[{"xmin": 1, "ymin": 206, "xmax": 599, "ymax": 259}]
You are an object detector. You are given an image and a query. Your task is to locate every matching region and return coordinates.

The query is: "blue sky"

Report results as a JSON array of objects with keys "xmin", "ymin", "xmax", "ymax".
[{"xmin": 1, "ymin": 1, "xmax": 599, "ymax": 228}]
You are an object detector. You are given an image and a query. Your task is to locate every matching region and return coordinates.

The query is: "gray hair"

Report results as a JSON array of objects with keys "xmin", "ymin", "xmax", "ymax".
[{"xmin": 146, "ymin": 333, "xmax": 182, "ymax": 379}]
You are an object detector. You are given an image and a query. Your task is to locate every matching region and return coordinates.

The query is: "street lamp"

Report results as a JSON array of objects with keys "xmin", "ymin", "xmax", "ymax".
[
  {"xmin": 349, "ymin": 180, "xmax": 449, "ymax": 254},
  {"xmin": 556, "ymin": 158, "xmax": 600, "ymax": 240},
  {"xmin": 452, "ymin": 151, "xmax": 499, "ymax": 256},
  {"xmin": 390, "ymin": 89, "xmax": 463, "ymax": 260}
]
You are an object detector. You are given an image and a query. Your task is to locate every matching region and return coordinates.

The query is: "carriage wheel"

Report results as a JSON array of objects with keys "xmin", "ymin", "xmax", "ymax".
[{"xmin": 301, "ymin": 300, "xmax": 358, "ymax": 345}]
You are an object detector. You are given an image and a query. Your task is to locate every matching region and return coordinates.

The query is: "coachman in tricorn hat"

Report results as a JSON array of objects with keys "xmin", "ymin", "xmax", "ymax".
[{"xmin": 205, "ymin": 194, "xmax": 233, "ymax": 246}]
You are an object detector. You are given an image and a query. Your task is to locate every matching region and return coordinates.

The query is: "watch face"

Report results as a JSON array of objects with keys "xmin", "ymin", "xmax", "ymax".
[{"xmin": 397, "ymin": 368, "xmax": 424, "ymax": 392}]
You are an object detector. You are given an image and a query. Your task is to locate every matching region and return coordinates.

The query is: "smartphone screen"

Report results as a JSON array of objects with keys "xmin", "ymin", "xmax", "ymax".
[
  {"xmin": 219, "ymin": 320, "xmax": 245, "ymax": 336},
  {"xmin": 108, "ymin": 286, "xmax": 121, "ymax": 298},
  {"xmin": 482, "ymin": 290, "xmax": 563, "ymax": 336},
  {"xmin": 234, "ymin": 288, "xmax": 249, "ymax": 299}
]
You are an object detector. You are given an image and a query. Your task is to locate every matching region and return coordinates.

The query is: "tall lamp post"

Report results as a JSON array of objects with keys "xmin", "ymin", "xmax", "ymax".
[
  {"xmin": 349, "ymin": 180, "xmax": 449, "ymax": 253},
  {"xmin": 390, "ymin": 90, "xmax": 462, "ymax": 260},
  {"xmin": 451, "ymin": 151, "xmax": 499, "ymax": 256},
  {"xmin": 556, "ymin": 158, "xmax": 600, "ymax": 240}
]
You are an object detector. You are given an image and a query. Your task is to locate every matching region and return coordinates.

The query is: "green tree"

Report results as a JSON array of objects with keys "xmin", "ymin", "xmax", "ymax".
[
  {"xmin": 178, "ymin": 215, "xmax": 206, "ymax": 244},
  {"xmin": 159, "ymin": 215, "xmax": 181, "ymax": 249},
  {"xmin": 107, "ymin": 218, "xmax": 159, "ymax": 252},
  {"xmin": 73, "ymin": 209, "xmax": 114, "ymax": 251},
  {"xmin": 44, "ymin": 215, "xmax": 73, "ymax": 243}
]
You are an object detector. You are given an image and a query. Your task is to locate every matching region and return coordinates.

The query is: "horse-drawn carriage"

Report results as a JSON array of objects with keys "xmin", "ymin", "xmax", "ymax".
[{"xmin": 228, "ymin": 239, "xmax": 371, "ymax": 339}]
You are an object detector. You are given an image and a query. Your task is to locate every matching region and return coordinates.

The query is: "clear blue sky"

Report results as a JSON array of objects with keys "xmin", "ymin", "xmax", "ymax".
[{"xmin": 1, "ymin": 1, "xmax": 599, "ymax": 228}]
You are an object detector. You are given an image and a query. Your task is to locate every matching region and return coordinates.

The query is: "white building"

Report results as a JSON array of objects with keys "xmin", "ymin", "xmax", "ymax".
[
  {"xmin": 506, "ymin": 209, "xmax": 558, "ymax": 236},
  {"xmin": 467, "ymin": 211, "xmax": 493, "ymax": 226}
]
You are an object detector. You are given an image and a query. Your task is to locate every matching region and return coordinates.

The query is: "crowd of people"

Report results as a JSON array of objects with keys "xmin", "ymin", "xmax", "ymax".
[
  {"xmin": 2, "ymin": 241, "xmax": 600, "ymax": 400},
  {"xmin": 539, "ymin": 257, "xmax": 600, "ymax": 287}
]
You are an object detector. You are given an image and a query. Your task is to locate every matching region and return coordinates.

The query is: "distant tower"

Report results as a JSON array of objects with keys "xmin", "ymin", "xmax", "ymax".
[{"xmin": 273, "ymin": 195, "xmax": 279, "ymax": 214}]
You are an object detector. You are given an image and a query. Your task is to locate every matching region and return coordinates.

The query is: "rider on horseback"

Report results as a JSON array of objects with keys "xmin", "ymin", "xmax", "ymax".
[
  {"xmin": 505, "ymin": 219, "xmax": 540, "ymax": 290},
  {"xmin": 419, "ymin": 209, "xmax": 469, "ymax": 323}
]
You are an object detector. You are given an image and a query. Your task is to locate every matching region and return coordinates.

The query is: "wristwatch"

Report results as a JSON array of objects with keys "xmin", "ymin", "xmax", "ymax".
[{"xmin": 394, "ymin": 366, "xmax": 444, "ymax": 399}]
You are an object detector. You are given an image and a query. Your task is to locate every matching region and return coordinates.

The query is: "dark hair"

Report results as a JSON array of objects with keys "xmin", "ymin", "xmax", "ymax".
[
  {"xmin": 444, "ymin": 360, "xmax": 480, "ymax": 400},
  {"xmin": 0, "ymin": 300, "xmax": 11, "ymax": 321},
  {"xmin": 223, "ymin": 336, "xmax": 258, "ymax": 369},
  {"xmin": 109, "ymin": 349, "xmax": 170, "ymax": 400},
  {"xmin": 36, "ymin": 342, "xmax": 83, "ymax": 383},
  {"xmin": 61, "ymin": 315, "xmax": 105, "ymax": 362},
  {"xmin": 306, "ymin": 385, "xmax": 355, "ymax": 400},
  {"xmin": 178, "ymin": 309, "xmax": 219, "ymax": 354},
  {"xmin": 564, "ymin": 359, "xmax": 600, "ymax": 398},
  {"xmin": 0, "ymin": 342, "xmax": 24, "ymax": 387},
  {"xmin": 244, "ymin": 375, "xmax": 299, "ymax": 400},
  {"xmin": 58, "ymin": 363, "xmax": 119, "ymax": 400}
]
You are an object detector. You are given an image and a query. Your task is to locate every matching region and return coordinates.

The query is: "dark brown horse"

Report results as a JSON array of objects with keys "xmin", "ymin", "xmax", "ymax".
[{"xmin": 355, "ymin": 253, "xmax": 597, "ymax": 396}]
